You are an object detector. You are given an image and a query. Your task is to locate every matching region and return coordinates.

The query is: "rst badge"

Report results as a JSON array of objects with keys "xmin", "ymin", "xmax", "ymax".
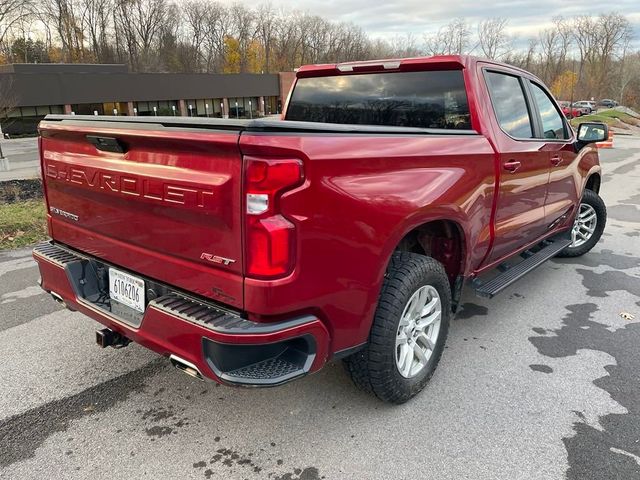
[
  {"xmin": 200, "ymin": 253, "xmax": 236, "ymax": 266},
  {"xmin": 49, "ymin": 206, "xmax": 79, "ymax": 222}
]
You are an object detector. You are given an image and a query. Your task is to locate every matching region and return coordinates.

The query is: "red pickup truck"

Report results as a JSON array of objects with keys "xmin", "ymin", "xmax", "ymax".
[{"xmin": 34, "ymin": 55, "xmax": 608, "ymax": 403}]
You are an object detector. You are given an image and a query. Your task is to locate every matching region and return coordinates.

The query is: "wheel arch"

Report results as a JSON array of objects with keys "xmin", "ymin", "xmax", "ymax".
[
  {"xmin": 393, "ymin": 219, "xmax": 467, "ymax": 284},
  {"xmin": 382, "ymin": 214, "xmax": 469, "ymax": 313},
  {"xmin": 584, "ymin": 172, "xmax": 601, "ymax": 194}
]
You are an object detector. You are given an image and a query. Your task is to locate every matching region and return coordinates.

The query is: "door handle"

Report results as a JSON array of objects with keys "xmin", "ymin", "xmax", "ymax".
[
  {"xmin": 503, "ymin": 160, "xmax": 521, "ymax": 173},
  {"xmin": 551, "ymin": 155, "xmax": 563, "ymax": 166}
]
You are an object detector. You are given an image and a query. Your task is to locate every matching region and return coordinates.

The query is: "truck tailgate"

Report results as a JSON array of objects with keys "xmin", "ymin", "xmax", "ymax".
[{"xmin": 39, "ymin": 118, "xmax": 244, "ymax": 309}]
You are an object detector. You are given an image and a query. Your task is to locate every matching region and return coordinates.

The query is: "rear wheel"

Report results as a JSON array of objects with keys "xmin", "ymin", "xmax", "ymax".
[
  {"xmin": 557, "ymin": 189, "xmax": 606, "ymax": 257},
  {"xmin": 344, "ymin": 252, "xmax": 451, "ymax": 404}
]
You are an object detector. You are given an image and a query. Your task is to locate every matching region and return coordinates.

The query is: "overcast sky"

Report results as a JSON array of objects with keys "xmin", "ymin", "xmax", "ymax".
[{"xmin": 220, "ymin": 0, "xmax": 640, "ymax": 48}]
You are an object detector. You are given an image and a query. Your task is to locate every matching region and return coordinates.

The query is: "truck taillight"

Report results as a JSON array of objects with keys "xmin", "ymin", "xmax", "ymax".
[{"xmin": 244, "ymin": 157, "xmax": 303, "ymax": 279}]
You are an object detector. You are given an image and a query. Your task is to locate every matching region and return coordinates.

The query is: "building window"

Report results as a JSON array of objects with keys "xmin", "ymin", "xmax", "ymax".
[
  {"xmin": 211, "ymin": 98, "xmax": 222, "ymax": 117},
  {"xmin": 71, "ymin": 103, "xmax": 104, "ymax": 115},
  {"xmin": 20, "ymin": 106, "xmax": 37, "ymax": 117},
  {"xmin": 265, "ymin": 96, "xmax": 278, "ymax": 115}
]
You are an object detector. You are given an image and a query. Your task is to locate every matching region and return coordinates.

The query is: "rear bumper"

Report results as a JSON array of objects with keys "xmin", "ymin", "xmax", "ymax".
[{"xmin": 33, "ymin": 242, "xmax": 330, "ymax": 386}]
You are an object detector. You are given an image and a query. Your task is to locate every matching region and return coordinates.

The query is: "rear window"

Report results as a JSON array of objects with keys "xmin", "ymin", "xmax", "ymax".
[{"xmin": 285, "ymin": 70, "xmax": 471, "ymax": 130}]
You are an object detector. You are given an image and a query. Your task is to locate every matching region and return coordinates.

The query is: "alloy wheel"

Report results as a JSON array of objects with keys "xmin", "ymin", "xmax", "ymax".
[
  {"xmin": 571, "ymin": 203, "xmax": 598, "ymax": 248},
  {"xmin": 395, "ymin": 285, "xmax": 442, "ymax": 378}
]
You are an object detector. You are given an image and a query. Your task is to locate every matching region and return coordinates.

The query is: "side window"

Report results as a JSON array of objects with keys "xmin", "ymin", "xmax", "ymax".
[
  {"xmin": 530, "ymin": 83, "xmax": 568, "ymax": 140},
  {"xmin": 485, "ymin": 71, "xmax": 533, "ymax": 139}
]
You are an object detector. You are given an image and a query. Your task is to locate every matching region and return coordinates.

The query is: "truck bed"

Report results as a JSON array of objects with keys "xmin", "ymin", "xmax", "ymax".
[{"xmin": 43, "ymin": 114, "xmax": 479, "ymax": 135}]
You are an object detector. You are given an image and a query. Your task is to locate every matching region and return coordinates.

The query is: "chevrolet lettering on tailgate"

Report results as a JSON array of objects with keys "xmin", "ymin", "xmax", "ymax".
[{"xmin": 45, "ymin": 160, "xmax": 216, "ymax": 209}]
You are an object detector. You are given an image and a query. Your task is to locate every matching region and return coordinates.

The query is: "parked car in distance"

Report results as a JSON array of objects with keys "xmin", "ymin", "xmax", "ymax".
[
  {"xmin": 572, "ymin": 101, "xmax": 595, "ymax": 114},
  {"xmin": 598, "ymin": 99, "xmax": 618, "ymax": 108},
  {"xmin": 559, "ymin": 101, "xmax": 583, "ymax": 118},
  {"xmin": 34, "ymin": 55, "xmax": 609, "ymax": 404}
]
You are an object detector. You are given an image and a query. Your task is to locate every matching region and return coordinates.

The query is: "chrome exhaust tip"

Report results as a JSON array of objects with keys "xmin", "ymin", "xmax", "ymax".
[
  {"xmin": 169, "ymin": 355, "xmax": 204, "ymax": 381},
  {"xmin": 50, "ymin": 291, "xmax": 64, "ymax": 304},
  {"xmin": 50, "ymin": 291, "xmax": 76, "ymax": 311}
]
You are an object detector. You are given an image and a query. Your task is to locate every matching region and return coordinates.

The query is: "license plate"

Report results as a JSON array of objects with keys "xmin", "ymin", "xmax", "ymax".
[{"xmin": 109, "ymin": 268, "xmax": 145, "ymax": 313}]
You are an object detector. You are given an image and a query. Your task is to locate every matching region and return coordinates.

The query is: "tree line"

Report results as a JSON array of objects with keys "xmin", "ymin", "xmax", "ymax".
[{"xmin": 0, "ymin": 0, "xmax": 638, "ymax": 108}]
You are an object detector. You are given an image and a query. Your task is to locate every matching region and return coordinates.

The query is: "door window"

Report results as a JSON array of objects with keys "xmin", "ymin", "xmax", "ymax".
[
  {"xmin": 485, "ymin": 71, "xmax": 533, "ymax": 139},
  {"xmin": 530, "ymin": 83, "xmax": 569, "ymax": 140}
]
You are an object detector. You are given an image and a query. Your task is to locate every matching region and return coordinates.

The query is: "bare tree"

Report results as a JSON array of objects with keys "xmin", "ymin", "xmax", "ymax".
[
  {"xmin": 619, "ymin": 51, "xmax": 640, "ymax": 103},
  {"xmin": 0, "ymin": 0, "xmax": 30, "ymax": 46},
  {"xmin": 477, "ymin": 17, "xmax": 510, "ymax": 59},
  {"xmin": 388, "ymin": 33, "xmax": 421, "ymax": 58},
  {"xmin": 272, "ymin": 12, "xmax": 300, "ymax": 70},
  {"xmin": 180, "ymin": 0, "xmax": 209, "ymax": 71},
  {"xmin": 256, "ymin": 3, "xmax": 277, "ymax": 72},
  {"xmin": 39, "ymin": 0, "xmax": 89, "ymax": 62},
  {"xmin": 595, "ymin": 13, "xmax": 633, "ymax": 98},
  {"xmin": 571, "ymin": 13, "xmax": 633, "ymax": 98},
  {"xmin": 425, "ymin": 18, "xmax": 470, "ymax": 55},
  {"xmin": 199, "ymin": 1, "xmax": 228, "ymax": 73},
  {"xmin": 301, "ymin": 14, "xmax": 330, "ymax": 64},
  {"xmin": 230, "ymin": 4, "xmax": 256, "ymax": 73},
  {"xmin": 82, "ymin": 0, "xmax": 114, "ymax": 62},
  {"xmin": 523, "ymin": 38, "xmax": 538, "ymax": 72},
  {"xmin": 113, "ymin": 0, "xmax": 167, "ymax": 70},
  {"xmin": 367, "ymin": 37, "xmax": 396, "ymax": 59},
  {"xmin": 2, "ymin": 1, "xmax": 40, "ymax": 62}
]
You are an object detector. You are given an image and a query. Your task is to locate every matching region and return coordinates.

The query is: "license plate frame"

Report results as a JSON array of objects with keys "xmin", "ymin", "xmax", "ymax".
[{"xmin": 109, "ymin": 267, "xmax": 145, "ymax": 314}]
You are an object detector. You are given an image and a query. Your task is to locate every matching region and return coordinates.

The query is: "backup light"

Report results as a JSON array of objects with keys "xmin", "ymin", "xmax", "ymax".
[{"xmin": 247, "ymin": 193, "xmax": 268, "ymax": 215}]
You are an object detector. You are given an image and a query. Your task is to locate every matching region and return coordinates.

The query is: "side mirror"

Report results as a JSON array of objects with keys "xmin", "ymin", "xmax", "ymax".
[{"xmin": 576, "ymin": 122, "xmax": 608, "ymax": 145}]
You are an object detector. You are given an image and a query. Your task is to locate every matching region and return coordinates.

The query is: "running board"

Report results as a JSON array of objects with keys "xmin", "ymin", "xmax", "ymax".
[{"xmin": 474, "ymin": 239, "xmax": 571, "ymax": 298}]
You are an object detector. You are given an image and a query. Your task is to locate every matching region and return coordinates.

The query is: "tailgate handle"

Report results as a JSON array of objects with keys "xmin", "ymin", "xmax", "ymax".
[{"xmin": 87, "ymin": 135, "xmax": 127, "ymax": 154}]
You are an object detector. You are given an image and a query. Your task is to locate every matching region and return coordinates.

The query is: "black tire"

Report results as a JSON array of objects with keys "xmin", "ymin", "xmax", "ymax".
[
  {"xmin": 557, "ymin": 189, "xmax": 606, "ymax": 258},
  {"xmin": 343, "ymin": 252, "xmax": 451, "ymax": 404}
]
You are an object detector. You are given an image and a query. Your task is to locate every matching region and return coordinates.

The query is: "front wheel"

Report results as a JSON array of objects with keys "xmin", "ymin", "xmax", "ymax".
[
  {"xmin": 557, "ymin": 189, "xmax": 606, "ymax": 257},
  {"xmin": 343, "ymin": 252, "xmax": 451, "ymax": 404}
]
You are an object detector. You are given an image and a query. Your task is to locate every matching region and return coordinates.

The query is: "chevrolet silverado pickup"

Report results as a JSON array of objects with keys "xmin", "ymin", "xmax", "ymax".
[{"xmin": 34, "ymin": 55, "xmax": 608, "ymax": 404}]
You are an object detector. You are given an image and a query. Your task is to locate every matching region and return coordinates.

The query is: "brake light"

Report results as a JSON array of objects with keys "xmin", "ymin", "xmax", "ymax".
[{"xmin": 244, "ymin": 157, "xmax": 303, "ymax": 278}]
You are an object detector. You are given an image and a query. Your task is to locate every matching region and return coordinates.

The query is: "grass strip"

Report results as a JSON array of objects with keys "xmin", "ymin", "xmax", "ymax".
[{"xmin": 0, "ymin": 199, "xmax": 47, "ymax": 250}]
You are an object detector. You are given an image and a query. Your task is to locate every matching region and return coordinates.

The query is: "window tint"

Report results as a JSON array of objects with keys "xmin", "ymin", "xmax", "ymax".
[
  {"xmin": 530, "ymin": 83, "xmax": 568, "ymax": 139},
  {"xmin": 286, "ymin": 70, "xmax": 471, "ymax": 130},
  {"xmin": 485, "ymin": 71, "xmax": 533, "ymax": 138}
]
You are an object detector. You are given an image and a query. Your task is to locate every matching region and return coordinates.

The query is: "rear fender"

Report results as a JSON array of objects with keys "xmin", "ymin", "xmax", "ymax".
[{"xmin": 376, "ymin": 207, "xmax": 472, "ymax": 294}]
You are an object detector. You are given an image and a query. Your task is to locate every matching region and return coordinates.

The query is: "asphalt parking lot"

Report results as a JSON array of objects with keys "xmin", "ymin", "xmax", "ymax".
[
  {"xmin": 0, "ymin": 137, "xmax": 39, "ymax": 181},
  {"xmin": 1, "ymin": 137, "xmax": 639, "ymax": 480}
]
